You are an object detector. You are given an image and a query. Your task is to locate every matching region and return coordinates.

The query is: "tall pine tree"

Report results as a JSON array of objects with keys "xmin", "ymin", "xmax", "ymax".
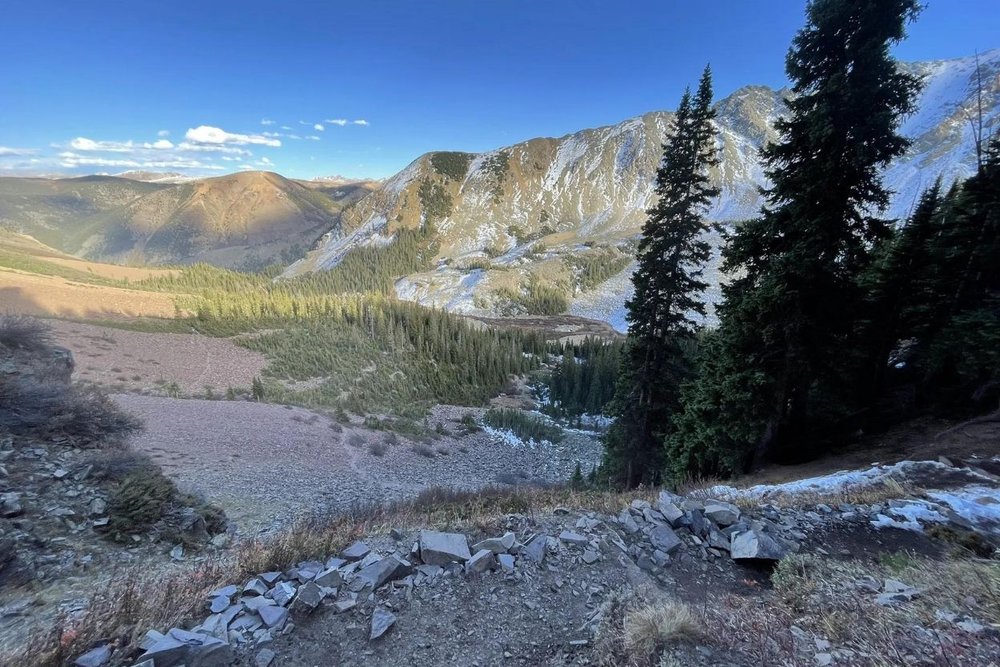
[
  {"xmin": 668, "ymin": 0, "xmax": 922, "ymax": 477},
  {"xmin": 604, "ymin": 66, "xmax": 719, "ymax": 487}
]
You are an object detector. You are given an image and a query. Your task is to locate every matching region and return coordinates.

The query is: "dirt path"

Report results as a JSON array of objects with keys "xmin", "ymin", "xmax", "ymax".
[
  {"xmin": 48, "ymin": 320, "xmax": 267, "ymax": 395},
  {"xmin": 113, "ymin": 396, "xmax": 603, "ymax": 535}
]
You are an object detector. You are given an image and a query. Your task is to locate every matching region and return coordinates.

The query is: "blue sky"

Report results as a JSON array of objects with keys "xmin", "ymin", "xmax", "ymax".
[{"xmin": 1, "ymin": 1, "xmax": 996, "ymax": 180}]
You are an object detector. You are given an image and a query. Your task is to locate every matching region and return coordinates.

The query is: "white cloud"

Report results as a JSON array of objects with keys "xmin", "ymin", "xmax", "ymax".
[
  {"xmin": 69, "ymin": 137, "xmax": 176, "ymax": 152},
  {"xmin": 58, "ymin": 152, "xmax": 223, "ymax": 170},
  {"xmin": 306, "ymin": 135, "xmax": 321, "ymax": 141},
  {"xmin": 281, "ymin": 125, "xmax": 292, "ymax": 130},
  {"xmin": 0, "ymin": 146, "xmax": 36, "ymax": 156},
  {"xmin": 184, "ymin": 125, "xmax": 281, "ymax": 147},
  {"xmin": 352, "ymin": 119, "xmax": 369, "ymax": 126},
  {"xmin": 69, "ymin": 137, "xmax": 136, "ymax": 152},
  {"xmin": 261, "ymin": 118, "xmax": 275, "ymax": 126},
  {"xmin": 157, "ymin": 129, "xmax": 170, "ymax": 137},
  {"xmin": 313, "ymin": 123, "xmax": 324, "ymax": 131},
  {"xmin": 176, "ymin": 142, "xmax": 251, "ymax": 155},
  {"xmin": 258, "ymin": 156, "xmax": 273, "ymax": 166},
  {"xmin": 325, "ymin": 119, "xmax": 348, "ymax": 126}
]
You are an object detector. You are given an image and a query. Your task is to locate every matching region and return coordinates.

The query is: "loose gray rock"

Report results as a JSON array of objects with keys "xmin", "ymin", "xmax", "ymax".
[
  {"xmin": 259, "ymin": 605, "xmax": 289, "ymax": 630},
  {"xmin": 208, "ymin": 585, "xmax": 238, "ymax": 599},
  {"xmin": 243, "ymin": 578, "xmax": 269, "ymax": 596},
  {"xmin": 335, "ymin": 599, "xmax": 357, "ymax": 614},
  {"xmin": 314, "ymin": 567, "xmax": 343, "ymax": 588},
  {"xmin": 498, "ymin": 553, "xmax": 515, "ymax": 573},
  {"xmin": 730, "ymin": 530, "xmax": 787, "ymax": 561},
  {"xmin": 472, "ymin": 531, "xmax": 516, "ymax": 554},
  {"xmin": 209, "ymin": 595, "xmax": 230, "ymax": 614},
  {"xmin": 522, "ymin": 535, "xmax": 547, "ymax": 564},
  {"xmin": 356, "ymin": 555, "xmax": 411, "ymax": 590},
  {"xmin": 558, "ymin": 530, "xmax": 589, "ymax": 546},
  {"xmin": 139, "ymin": 628, "xmax": 232, "ymax": 667},
  {"xmin": 370, "ymin": 607, "xmax": 397, "ymax": 640},
  {"xmin": 649, "ymin": 526, "xmax": 682, "ymax": 554},
  {"xmin": 290, "ymin": 581, "xmax": 325, "ymax": 614},
  {"xmin": 342, "ymin": 541, "xmax": 371, "ymax": 561},
  {"xmin": 255, "ymin": 648, "xmax": 276, "ymax": 667},
  {"xmin": 73, "ymin": 644, "xmax": 112, "ymax": 667},
  {"xmin": 270, "ymin": 581, "xmax": 297, "ymax": 606},
  {"xmin": 655, "ymin": 501, "xmax": 685, "ymax": 527},
  {"xmin": 704, "ymin": 502, "xmax": 741, "ymax": 527},
  {"xmin": 419, "ymin": 530, "xmax": 472, "ymax": 565},
  {"xmin": 465, "ymin": 548, "xmax": 496, "ymax": 574}
]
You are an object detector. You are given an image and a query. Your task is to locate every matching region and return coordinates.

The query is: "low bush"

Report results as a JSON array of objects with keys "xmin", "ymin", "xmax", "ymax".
[
  {"xmin": 83, "ymin": 449, "xmax": 158, "ymax": 483},
  {"xmin": 0, "ymin": 314, "xmax": 51, "ymax": 351},
  {"xmin": 412, "ymin": 443, "xmax": 435, "ymax": 458},
  {"xmin": 369, "ymin": 441, "xmax": 388, "ymax": 457},
  {"xmin": 0, "ymin": 377, "xmax": 143, "ymax": 447}
]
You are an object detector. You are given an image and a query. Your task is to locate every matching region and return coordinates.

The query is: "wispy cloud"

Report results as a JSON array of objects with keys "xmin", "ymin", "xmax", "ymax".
[
  {"xmin": 57, "ymin": 152, "xmax": 224, "ymax": 170},
  {"xmin": 260, "ymin": 118, "xmax": 275, "ymax": 126},
  {"xmin": 324, "ymin": 118, "xmax": 368, "ymax": 127},
  {"xmin": 306, "ymin": 135, "xmax": 321, "ymax": 141},
  {"xmin": 185, "ymin": 125, "xmax": 281, "ymax": 147},
  {"xmin": 157, "ymin": 129, "xmax": 171, "ymax": 137},
  {"xmin": 313, "ymin": 123, "xmax": 324, "ymax": 131},
  {"xmin": 68, "ymin": 137, "xmax": 176, "ymax": 152},
  {"xmin": 0, "ymin": 146, "xmax": 37, "ymax": 156}
]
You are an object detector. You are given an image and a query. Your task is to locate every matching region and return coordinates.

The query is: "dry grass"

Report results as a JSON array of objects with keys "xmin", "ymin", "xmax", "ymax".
[
  {"xmin": 5, "ymin": 485, "xmax": 649, "ymax": 666},
  {"xmin": 624, "ymin": 601, "xmax": 703, "ymax": 658},
  {"xmin": 706, "ymin": 551, "xmax": 1000, "ymax": 667},
  {"xmin": 595, "ymin": 588, "xmax": 704, "ymax": 667}
]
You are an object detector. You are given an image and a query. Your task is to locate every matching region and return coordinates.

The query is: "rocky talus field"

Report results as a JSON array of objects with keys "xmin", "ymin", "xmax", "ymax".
[{"xmin": 1, "ymin": 317, "xmax": 999, "ymax": 667}]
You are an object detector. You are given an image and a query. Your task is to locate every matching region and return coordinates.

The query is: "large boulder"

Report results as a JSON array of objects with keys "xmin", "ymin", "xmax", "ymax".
[
  {"xmin": 704, "ymin": 501, "xmax": 741, "ymax": 527},
  {"xmin": 419, "ymin": 530, "xmax": 472, "ymax": 565},
  {"xmin": 355, "ymin": 555, "xmax": 411, "ymax": 589},
  {"xmin": 649, "ymin": 526, "xmax": 682, "ymax": 554},
  {"xmin": 730, "ymin": 530, "xmax": 786, "ymax": 562}
]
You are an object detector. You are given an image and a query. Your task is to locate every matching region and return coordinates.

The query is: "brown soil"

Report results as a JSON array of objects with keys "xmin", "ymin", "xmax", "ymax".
[
  {"xmin": 0, "ymin": 269, "xmax": 182, "ymax": 319},
  {"xmin": 47, "ymin": 319, "xmax": 266, "ymax": 395}
]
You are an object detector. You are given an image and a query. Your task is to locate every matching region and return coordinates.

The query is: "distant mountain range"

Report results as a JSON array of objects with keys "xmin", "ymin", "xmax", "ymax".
[
  {"xmin": 1, "ymin": 50, "xmax": 996, "ymax": 328},
  {"xmin": 0, "ymin": 172, "xmax": 377, "ymax": 269}
]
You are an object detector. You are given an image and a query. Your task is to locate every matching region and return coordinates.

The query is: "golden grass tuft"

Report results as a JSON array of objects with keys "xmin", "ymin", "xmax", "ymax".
[{"xmin": 624, "ymin": 600, "xmax": 703, "ymax": 656}]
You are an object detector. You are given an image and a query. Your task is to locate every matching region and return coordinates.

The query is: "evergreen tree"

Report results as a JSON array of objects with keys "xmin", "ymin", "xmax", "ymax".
[
  {"xmin": 668, "ymin": 0, "xmax": 922, "ymax": 477},
  {"xmin": 604, "ymin": 66, "xmax": 719, "ymax": 487},
  {"xmin": 919, "ymin": 135, "xmax": 1000, "ymax": 410}
]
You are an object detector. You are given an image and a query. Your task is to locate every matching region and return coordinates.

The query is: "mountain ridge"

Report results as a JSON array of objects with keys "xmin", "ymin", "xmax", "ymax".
[{"xmin": 283, "ymin": 49, "xmax": 1000, "ymax": 330}]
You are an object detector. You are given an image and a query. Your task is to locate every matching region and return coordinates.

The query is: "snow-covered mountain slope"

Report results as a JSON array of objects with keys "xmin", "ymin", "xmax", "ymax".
[{"xmin": 284, "ymin": 50, "xmax": 1000, "ymax": 331}]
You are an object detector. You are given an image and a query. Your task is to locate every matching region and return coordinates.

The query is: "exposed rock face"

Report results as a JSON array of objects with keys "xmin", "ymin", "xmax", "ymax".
[{"xmin": 285, "ymin": 50, "xmax": 1000, "ymax": 330}]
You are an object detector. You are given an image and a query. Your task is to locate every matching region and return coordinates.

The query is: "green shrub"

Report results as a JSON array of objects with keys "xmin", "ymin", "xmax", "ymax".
[
  {"xmin": 105, "ymin": 470, "xmax": 177, "ymax": 535},
  {"xmin": 483, "ymin": 408, "xmax": 563, "ymax": 443},
  {"xmin": 429, "ymin": 151, "xmax": 473, "ymax": 181}
]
